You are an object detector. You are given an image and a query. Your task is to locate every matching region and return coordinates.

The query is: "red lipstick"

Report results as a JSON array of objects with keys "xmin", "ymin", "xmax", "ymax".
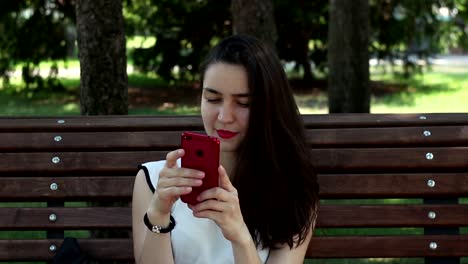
[{"xmin": 216, "ymin": 129, "xmax": 239, "ymax": 139}]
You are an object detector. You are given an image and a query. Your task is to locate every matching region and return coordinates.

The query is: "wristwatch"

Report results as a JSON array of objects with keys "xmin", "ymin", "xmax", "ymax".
[{"xmin": 143, "ymin": 213, "xmax": 176, "ymax": 233}]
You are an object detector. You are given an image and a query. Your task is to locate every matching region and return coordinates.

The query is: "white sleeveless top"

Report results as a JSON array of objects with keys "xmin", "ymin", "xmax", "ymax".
[{"xmin": 140, "ymin": 160, "xmax": 270, "ymax": 264}]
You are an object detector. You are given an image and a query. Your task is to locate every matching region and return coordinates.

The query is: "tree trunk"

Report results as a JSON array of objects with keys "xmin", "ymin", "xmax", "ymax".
[
  {"xmin": 75, "ymin": 3, "xmax": 129, "ymax": 262},
  {"xmin": 328, "ymin": 0, "xmax": 369, "ymax": 113},
  {"xmin": 76, "ymin": 0, "xmax": 128, "ymax": 115},
  {"xmin": 231, "ymin": 0, "xmax": 277, "ymax": 52}
]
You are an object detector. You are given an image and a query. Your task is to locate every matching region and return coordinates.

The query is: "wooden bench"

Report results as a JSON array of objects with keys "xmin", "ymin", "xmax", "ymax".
[{"xmin": 1, "ymin": 114, "xmax": 467, "ymax": 263}]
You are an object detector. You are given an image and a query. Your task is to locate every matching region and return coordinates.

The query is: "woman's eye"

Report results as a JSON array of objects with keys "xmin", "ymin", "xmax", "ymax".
[
  {"xmin": 206, "ymin": 98, "xmax": 221, "ymax": 103},
  {"xmin": 238, "ymin": 102, "xmax": 250, "ymax": 107}
]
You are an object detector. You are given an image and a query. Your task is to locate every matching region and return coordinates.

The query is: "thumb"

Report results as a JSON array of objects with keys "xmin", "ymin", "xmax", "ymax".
[{"xmin": 219, "ymin": 165, "xmax": 236, "ymax": 192}]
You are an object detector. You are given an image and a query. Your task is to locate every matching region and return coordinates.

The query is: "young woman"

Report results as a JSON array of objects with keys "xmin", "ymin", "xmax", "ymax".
[{"xmin": 132, "ymin": 34, "xmax": 319, "ymax": 264}]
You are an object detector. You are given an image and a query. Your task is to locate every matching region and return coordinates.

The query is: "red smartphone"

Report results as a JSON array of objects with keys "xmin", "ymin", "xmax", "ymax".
[{"xmin": 180, "ymin": 132, "xmax": 220, "ymax": 205}]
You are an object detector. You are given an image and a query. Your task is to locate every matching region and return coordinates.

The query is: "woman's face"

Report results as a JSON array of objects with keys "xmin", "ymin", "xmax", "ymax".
[{"xmin": 201, "ymin": 63, "xmax": 250, "ymax": 153}]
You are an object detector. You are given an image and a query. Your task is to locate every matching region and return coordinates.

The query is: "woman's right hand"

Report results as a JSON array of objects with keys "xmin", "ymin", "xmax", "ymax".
[{"xmin": 148, "ymin": 149, "xmax": 205, "ymax": 216}]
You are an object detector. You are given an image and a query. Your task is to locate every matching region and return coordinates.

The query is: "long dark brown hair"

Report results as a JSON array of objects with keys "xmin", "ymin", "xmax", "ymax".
[{"xmin": 200, "ymin": 35, "xmax": 319, "ymax": 249}]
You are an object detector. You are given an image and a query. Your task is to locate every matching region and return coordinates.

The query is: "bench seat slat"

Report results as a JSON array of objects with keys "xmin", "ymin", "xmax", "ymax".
[
  {"xmin": 0, "ymin": 116, "xmax": 204, "ymax": 132},
  {"xmin": 2, "ymin": 205, "xmax": 467, "ymax": 230},
  {"xmin": 2, "ymin": 148, "xmax": 468, "ymax": 174},
  {"xmin": 2, "ymin": 235, "xmax": 468, "ymax": 260},
  {"xmin": 307, "ymin": 126, "xmax": 468, "ymax": 147},
  {"xmin": 302, "ymin": 113, "xmax": 468, "ymax": 128},
  {"xmin": 0, "ymin": 152, "xmax": 158, "ymax": 174},
  {"xmin": 0, "ymin": 131, "xmax": 188, "ymax": 151},
  {"xmin": 307, "ymin": 235, "xmax": 468, "ymax": 258},
  {"xmin": 1, "ymin": 207, "xmax": 131, "ymax": 230},
  {"xmin": 2, "ymin": 126, "xmax": 467, "ymax": 151},
  {"xmin": 317, "ymin": 204, "xmax": 468, "ymax": 227},
  {"xmin": 0, "ymin": 239, "xmax": 133, "ymax": 260},
  {"xmin": 0, "ymin": 177, "xmax": 135, "ymax": 201},
  {"xmin": 313, "ymin": 147, "xmax": 468, "ymax": 172},
  {"xmin": 1, "ymin": 173, "xmax": 468, "ymax": 201},
  {"xmin": 1, "ymin": 114, "xmax": 467, "ymax": 132},
  {"xmin": 318, "ymin": 173, "xmax": 468, "ymax": 198}
]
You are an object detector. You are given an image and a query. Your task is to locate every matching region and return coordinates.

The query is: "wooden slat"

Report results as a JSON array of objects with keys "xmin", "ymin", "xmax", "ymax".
[
  {"xmin": 2, "ymin": 173, "xmax": 468, "ymax": 201},
  {"xmin": 0, "ymin": 207, "xmax": 131, "ymax": 230},
  {"xmin": 306, "ymin": 235, "xmax": 468, "ymax": 258},
  {"xmin": 0, "ymin": 131, "xmax": 190, "ymax": 151},
  {"xmin": 0, "ymin": 115, "xmax": 204, "ymax": 132},
  {"xmin": 0, "ymin": 151, "xmax": 165, "ymax": 174},
  {"xmin": 318, "ymin": 173, "xmax": 468, "ymax": 198},
  {"xmin": 2, "ymin": 235, "xmax": 468, "ymax": 260},
  {"xmin": 0, "ymin": 177, "xmax": 134, "ymax": 201},
  {"xmin": 2, "ymin": 205, "xmax": 467, "ymax": 230},
  {"xmin": 2, "ymin": 126, "xmax": 467, "ymax": 151},
  {"xmin": 2, "ymin": 148, "xmax": 468, "ymax": 174},
  {"xmin": 1, "ymin": 114, "xmax": 467, "ymax": 132},
  {"xmin": 316, "ymin": 205, "xmax": 468, "ymax": 227},
  {"xmin": 307, "ymin": 126, "xmax": 468, "ymax": 147},
  {"xmin": 312, "ymin": 147, "xmax": 468, "ymax": 172},
  {"xmin": 302, "ymin": 113, "xmax": 468, "ymax": 128},
  {"xmin": 0, "ymin": 239, "xmax": 133, "ymax": 260}
]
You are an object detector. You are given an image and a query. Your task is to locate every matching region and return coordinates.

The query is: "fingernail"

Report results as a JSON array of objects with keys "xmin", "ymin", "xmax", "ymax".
[
  {"xmin": 178, "ymin": 149, "xmax": 184, "ymax": 155},
  {"xmin": 198, "ymin": 172, "xmax": 205, "ymax": 177}
]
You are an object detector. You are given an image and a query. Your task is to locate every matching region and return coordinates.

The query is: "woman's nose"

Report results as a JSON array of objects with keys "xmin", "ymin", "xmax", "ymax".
[{"xmin": 218, "ymin": 103, "xmax": 234, "ymax": 123}]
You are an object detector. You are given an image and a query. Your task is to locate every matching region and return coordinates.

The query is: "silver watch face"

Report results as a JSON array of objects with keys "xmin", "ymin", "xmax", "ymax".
[{"xmin": 152, "ymin": 226, "xmax": 161, "ymax": 233}]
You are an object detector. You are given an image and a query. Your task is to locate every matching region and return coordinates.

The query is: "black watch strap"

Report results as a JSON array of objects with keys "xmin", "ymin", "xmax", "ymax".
[{"xmin": 144, "ymin": 213, "xmax": 176, "ymax": 233}]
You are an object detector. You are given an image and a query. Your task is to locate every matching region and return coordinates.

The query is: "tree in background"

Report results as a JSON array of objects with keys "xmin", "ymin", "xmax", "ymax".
[
  {"xmin": 328, "ymin": 0, "xmax": 370, "ymax": 113},
  {"xmin": 125, "ymin": 0, "xmax": 231, "ymax": 81},
  {"xmin": 0, "ymin": 0, "xmax": 466, "ymax": 107},
  {"xmin": 369, "ymin": 0, "xmax": 468, "ymax": 77},
  {"xmin": 76, "ymin": 0, "xmax": 128, "ymax": 115},
  {"xmin": 231, "ymin": 0, "xmax": 277, "ymax": 51},
  {"xmin": 275, "ymin": 0, "xmax": 328, "ymax": 85},
  {"xmin": 0, "ymin": 0, "xmax": 74, "ymax": 92}
]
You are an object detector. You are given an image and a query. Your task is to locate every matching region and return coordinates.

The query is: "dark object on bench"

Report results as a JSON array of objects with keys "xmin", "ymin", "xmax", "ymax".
[{"xmin": 1, "ymin": 114, "xmax": 467, "ymax": 262}]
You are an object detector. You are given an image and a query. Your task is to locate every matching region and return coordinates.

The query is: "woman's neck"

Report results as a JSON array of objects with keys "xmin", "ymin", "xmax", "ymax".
[{"xmin": 220, "ymin": 151, "xmax": 237, "ymax": 180}]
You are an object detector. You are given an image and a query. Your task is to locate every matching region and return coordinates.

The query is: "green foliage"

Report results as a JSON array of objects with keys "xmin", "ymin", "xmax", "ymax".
[
  {"xmin": 0, "ymin": 0, "xmax": 74, "ymax": 92},
  {"xmin": 275, "ymin": 0, "xmax": 328, "ymax": 82},
  {"xmin": 0, "ymin": 0, "xmax": 466, "ymax": 85},
  {"xmin": 369, "ymin": 0, "xmax": 468, "ymax": 77},
  {"xmin": 124, "ymin": 0, "xmax": 231, "ymax": 81}
]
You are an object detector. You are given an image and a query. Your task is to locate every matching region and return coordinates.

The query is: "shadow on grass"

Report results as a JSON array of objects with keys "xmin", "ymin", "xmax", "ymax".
[{"xmin": 370, "ymin": 72, "xmax": 467, "ymax": 107}]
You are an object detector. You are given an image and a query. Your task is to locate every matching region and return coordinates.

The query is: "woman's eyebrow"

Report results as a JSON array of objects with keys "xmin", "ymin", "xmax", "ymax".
[
  {"xmin": 203, "ymin": 87, "xmax": 220, "ymax": 94},
  {"xmin": 203, "ymin": 87, "xmax": 249, "ymax": 97}
]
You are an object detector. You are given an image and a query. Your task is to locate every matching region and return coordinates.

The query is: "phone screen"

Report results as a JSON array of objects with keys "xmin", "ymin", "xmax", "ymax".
[{"xmin": 180, "ymin": 132, "xmax": 220, "ymax": 205}]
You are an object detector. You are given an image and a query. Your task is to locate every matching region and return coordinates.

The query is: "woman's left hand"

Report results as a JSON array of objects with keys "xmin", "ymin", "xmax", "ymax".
[{"xmin": 188, "ymin": 165, "xmax": 251, "ymax": 245}]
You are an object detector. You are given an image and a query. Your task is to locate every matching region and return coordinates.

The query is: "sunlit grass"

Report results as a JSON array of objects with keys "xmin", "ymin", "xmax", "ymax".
[
  {"xmin": 297, "ymin": 66, "xmax": 468, "ymax": 114},
  {"xmin": 371, "ymin": 70, "xmax": 468, "ymax": 113}
]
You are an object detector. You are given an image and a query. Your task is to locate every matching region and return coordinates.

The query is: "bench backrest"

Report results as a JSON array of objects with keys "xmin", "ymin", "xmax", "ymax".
[{"xmin": 1, "ymin": 114, "xmax": 467, "ymax": 262}]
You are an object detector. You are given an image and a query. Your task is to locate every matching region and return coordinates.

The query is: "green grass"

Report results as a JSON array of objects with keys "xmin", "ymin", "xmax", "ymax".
[
  {"xmin": 371, "ymin": 70, "xmax": 468, "ymax": 113},
  {"xmin": 2, "ymin": 62, "xmax": 467, "ymax": 115},
  {"xmin": 299, "ymin": 65, "xmax": 468, "ymax": 114}
]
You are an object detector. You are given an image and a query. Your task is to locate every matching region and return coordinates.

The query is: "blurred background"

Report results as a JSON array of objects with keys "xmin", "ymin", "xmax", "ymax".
[{"xmin": 0, "ymin": 0, "xmax": 467, "ymax": 116}]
